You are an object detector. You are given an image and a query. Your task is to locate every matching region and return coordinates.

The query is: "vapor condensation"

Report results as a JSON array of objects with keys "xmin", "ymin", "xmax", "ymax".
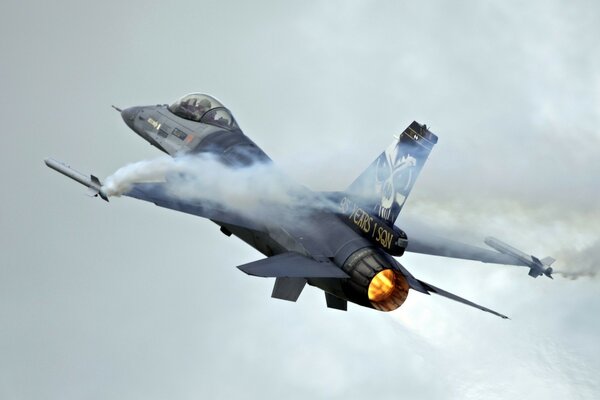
[
  {"xmin": 102, "ymin": 154, "xmax": 341, "ymax": 226},
  {"xmin": 103, "ymin": 150, "xmax": 600, "ymax": 281},
  {"xmin": 555, "ymin": 239, "xmax": 600, "ymax": 280},
  {"xmin": 103, "ymin": 156, "xmax": 176, "ymax": 196}
]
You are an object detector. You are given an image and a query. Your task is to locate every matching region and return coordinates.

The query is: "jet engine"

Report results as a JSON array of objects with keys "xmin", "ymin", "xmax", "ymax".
[{"xmin": 340, "ymin": 247, "xmax": 409, "ymax": 311}]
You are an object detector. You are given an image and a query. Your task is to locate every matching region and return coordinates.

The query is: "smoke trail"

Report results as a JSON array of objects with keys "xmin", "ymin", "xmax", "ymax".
[
  {"xmin": 102, "ymin": 153, "xmax": 600, "ymax": 281},
  {"xmin": 103, "ymin": 156, "xmax": 175, "ymax": 196},
  {"xmin": 554, "ymin": 239, "xmax": 600, "ymax": 280},
  {"xmin": 102, "ymin": 154, "xmax": 341, "ymax": 224}
]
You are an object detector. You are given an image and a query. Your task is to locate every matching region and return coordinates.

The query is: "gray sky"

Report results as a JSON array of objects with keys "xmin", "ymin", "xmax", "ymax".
[{"xmin": 1, "ymin": 0, "xmax": 599, "ymax": 399}]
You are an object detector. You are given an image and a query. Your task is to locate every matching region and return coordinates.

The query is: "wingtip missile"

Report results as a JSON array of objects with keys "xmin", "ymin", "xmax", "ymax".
[
  {"xmin": 484, "ymin": 236, "xmax": 554, "ymax": 279},
  {"xmin": 44, "ymin": 158, "xmax": 108, "ymax": 201}
]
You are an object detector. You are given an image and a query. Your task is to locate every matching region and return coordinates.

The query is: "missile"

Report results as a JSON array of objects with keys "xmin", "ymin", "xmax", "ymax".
[
  {"xmin": 44, "ymin": 158, "xmax": 109, "ymax": 201},
  {"xmin": 484, "ymin": 236, "xmax": 554, "ymax": 279}
]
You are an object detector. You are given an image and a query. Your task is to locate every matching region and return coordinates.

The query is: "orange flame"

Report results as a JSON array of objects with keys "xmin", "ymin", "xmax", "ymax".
[{"xmin": 368, "ymin": 269, "xmax": 396, "ymax": 302}]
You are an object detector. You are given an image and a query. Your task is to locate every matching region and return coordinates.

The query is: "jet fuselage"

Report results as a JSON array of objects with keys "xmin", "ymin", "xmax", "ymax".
[{"xmin": 119, "ymin": 97, "xmax": 412, "ymax": 311}]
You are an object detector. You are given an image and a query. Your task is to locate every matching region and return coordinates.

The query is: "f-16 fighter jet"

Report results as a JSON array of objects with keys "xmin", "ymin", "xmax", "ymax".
[{"xmin": 45, "ymin": 93, "xmax": 558, "ymax": 319}]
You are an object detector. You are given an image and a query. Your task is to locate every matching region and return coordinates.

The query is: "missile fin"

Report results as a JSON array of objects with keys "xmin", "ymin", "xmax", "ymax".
[{"xmin": 541, "ymin": 257, "xmax": 556, "ymax": 266}]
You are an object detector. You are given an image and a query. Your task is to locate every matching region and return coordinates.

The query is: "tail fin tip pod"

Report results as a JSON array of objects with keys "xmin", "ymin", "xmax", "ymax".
[{"xmin": 346, "ymin": 121, "xmax": 438, "ymax": 225}]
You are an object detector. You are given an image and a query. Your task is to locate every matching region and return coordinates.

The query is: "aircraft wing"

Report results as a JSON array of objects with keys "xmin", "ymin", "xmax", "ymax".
[
  {"xmin": 401, "ymin": 223, "xmax": 556, "ymax": 279},
  {"xmin": 125, "ymin": 182, "xmax": 264, "ymax": 231},
  {"xmin": 405, "ymin": 232, "xmax": 525, "ymax": 266},
  {"xmin": 125, "ymin": 183, "xmax": 339, "ymax": 260},
  {"xmin": 237, "ymin": 252, "xmax": 350, "ymax": 303},
  {"xmin": 398, "ymin": 217, "xmax": 525, "ymax": 266}
]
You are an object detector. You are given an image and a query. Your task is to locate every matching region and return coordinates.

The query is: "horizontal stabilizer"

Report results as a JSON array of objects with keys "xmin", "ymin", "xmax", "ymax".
[
  {"xmin": 237, "ymin": 252, "xmax": 350, "ymax": 278},
  {"xmin": 417, "ymin": 279, "xmax": 509, "ymax": 319}
]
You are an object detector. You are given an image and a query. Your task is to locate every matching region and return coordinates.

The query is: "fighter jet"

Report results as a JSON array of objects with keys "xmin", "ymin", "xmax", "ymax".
[{"xmin": 45, "ymin": 93, "xmax": 558, "ymax": 319}]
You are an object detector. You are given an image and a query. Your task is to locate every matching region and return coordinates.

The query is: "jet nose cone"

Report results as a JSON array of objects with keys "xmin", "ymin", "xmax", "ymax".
[{"xmin": 121, "ymin": 107, "xmax": 141, "ymax": 130}]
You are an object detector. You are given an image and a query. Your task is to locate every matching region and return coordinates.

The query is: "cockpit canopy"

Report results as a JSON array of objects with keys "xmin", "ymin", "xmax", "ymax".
[{"xmin": 168, "ymin": 93, "xmax": 239, "ymax": 130}]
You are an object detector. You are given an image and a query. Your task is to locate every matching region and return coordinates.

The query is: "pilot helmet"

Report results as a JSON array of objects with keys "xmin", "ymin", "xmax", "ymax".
[{"xmin": 198, "ymin": 98, "xmax": 212, "ymax": 110}]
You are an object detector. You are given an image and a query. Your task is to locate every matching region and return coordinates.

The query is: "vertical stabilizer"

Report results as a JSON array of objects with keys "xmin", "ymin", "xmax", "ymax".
[{"xmin": 346, "ymin": 121, "xmax": 438, "ymax": 225}]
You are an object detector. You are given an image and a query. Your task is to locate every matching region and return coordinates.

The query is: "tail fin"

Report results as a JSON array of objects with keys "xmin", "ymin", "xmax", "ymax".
[{"xmin": 346, "ymin": 121, "xmax": 438, "ymax": 225}]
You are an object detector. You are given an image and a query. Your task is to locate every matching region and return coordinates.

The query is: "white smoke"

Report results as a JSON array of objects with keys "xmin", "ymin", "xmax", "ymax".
[
  {"xmin": 102, "ymin": 154, "xmax": 340, "ymax": 224},
  {"xmin": 102, "ymin": 153, "xmax": 600, "ymax": 281},
  {"xmin": 554, "ymin": 239, "xmax": 600, "ymax": 280},
  {"xmin": 103, "ymin": 156, "xmax": 176, "ymax": 196}
]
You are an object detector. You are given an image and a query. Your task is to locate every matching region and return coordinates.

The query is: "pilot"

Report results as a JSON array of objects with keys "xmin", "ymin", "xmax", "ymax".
[
  {"xmin": 192, "ymin": 98, "xmax": 212, "ymax": 121},
  {"xmin": 179, "ymin": 97, "xmax": 196, "ymax": 119},
  {"xmin": 197, "ymin": 98, "xmax": 214, "ymax": 120},
  {"xmin": 181, "ymin": 97, "xmax": 194, "ymax": 109},
  {"xmin": 197, "ymin": 98, "xmax": 211, "ymax": 113}
]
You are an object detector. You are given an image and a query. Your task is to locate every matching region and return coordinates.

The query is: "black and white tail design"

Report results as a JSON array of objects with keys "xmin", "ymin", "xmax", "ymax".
[{"xmin": 346, "ymin": 121, "xmax": 438, "ymax": 225}]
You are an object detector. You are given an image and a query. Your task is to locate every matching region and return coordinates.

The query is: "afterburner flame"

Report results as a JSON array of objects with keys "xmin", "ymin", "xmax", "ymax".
[{"xmin": 368, "ymin": 269, "xmax": 396, "ymax": 302}]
